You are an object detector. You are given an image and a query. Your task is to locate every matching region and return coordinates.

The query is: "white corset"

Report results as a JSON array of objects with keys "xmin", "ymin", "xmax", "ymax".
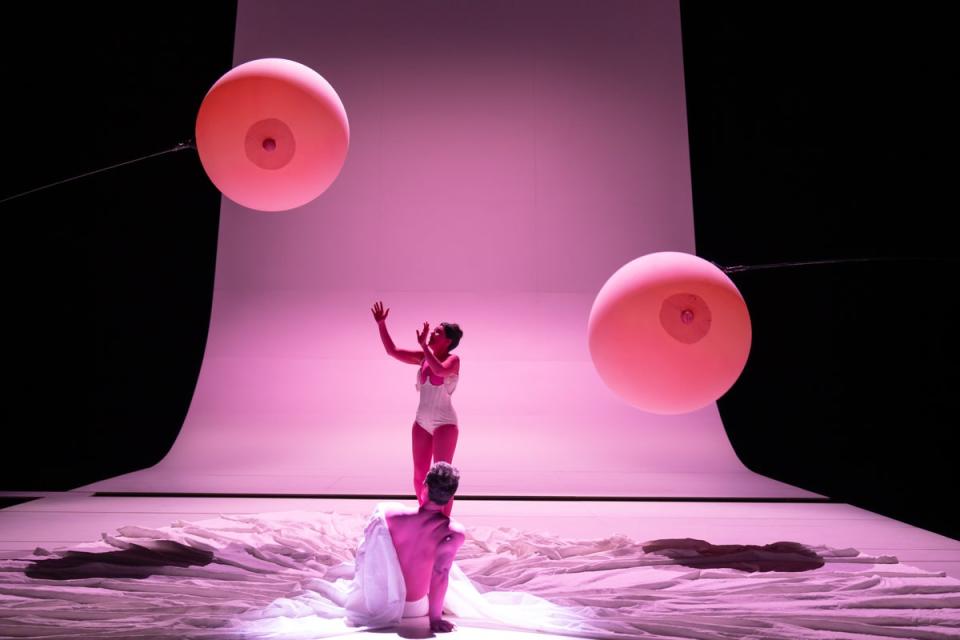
[{"xmin": 415, "ymin": 370, "xmax": 459, "ymax": 395}]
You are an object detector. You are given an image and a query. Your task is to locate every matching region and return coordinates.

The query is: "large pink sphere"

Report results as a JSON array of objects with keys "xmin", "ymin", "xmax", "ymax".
[
  {"xmin": 195, "ymin": 58, "xmax": 349, "ymax": 212},
  {"xmin": 588, "ymin": 252, "xmax": 752, "ymax": 414}
]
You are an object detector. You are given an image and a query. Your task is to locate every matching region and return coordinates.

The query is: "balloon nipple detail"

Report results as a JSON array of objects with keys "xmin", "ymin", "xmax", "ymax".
[
  {"xmin": 244, "ymin": 118, "xmax": 296, "ymax": 170},
  {"xmin": 660, "ymin": 293, "xmax": 712, "ymax": 344}
]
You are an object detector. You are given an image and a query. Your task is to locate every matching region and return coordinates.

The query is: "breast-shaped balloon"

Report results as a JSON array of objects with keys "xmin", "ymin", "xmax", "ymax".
[
  {"xmin": 196, "ymin": 58, "xmax": 349, "ymax": 212},
  {"xmin": 588, "ymin": 252, "xmax": 752, "ymax": 414}
]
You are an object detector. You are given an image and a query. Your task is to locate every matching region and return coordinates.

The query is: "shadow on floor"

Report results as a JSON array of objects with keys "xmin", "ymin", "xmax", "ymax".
[
  {"xmin": 26, "ymin": 540, "xmax": 214, "ymax": 579},
  {"xmin": 642, "ymin": 538, "xmax": 824, "ymax": 572}
]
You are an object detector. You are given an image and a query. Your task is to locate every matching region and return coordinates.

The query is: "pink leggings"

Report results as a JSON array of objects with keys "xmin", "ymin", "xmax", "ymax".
[{"xmin": 412, "ymin": 422, "xmax": 458, "ymax": 517}]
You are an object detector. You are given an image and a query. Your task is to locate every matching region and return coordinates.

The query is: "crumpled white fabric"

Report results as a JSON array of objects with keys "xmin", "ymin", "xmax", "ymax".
[{"xmin": 2, "ymin": 506, "xmax": 959, "ymax": 639}]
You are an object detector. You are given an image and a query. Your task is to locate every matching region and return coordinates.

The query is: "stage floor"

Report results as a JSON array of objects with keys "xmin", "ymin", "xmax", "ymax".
[
  {"xmin": 2, "ymin": 492, "xmax": 956, "ymax": 575},
  {"xmin": 2, "ymin": 492, "xmax": 958, "ymax": 639}
]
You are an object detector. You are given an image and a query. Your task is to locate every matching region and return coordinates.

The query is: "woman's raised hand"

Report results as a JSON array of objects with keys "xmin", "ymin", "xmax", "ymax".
[
  {"xmin": 416, "ymin": 321, "xmax": 430, "ymax": 347},
  {"xmin": 371, "ymin": 301, "xmax": 389, "ymax": 324}
]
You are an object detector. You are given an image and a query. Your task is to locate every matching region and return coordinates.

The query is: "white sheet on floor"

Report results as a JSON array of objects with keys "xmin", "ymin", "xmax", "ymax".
[{"xmin": 0, "ymin": 509, "xmax": 958, "ymax": 639}]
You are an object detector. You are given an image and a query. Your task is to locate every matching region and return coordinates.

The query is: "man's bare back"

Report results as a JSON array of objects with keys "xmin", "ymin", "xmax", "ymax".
[{"xmin": 386, "ymin": 501, "xmax": 465, "ymax": 631}]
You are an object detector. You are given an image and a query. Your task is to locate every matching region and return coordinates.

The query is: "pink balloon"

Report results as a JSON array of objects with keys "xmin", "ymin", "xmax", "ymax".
[
  {"xmin": 195, "ymin": 58, "xmax": 349, "ymax": 212},
  {"xmin": 588, "ymin": 252, "xmax": 752, "ymax": 414}
]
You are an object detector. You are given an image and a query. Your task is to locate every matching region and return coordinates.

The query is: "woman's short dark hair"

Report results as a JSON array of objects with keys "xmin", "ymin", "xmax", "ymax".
[
  {"xmin": 425, "ymin": 461, "xmax": 460, "ymax": 505},
  {"xmin": 441, "ymin": 322, "xmax": 463, "ymax": 351}
]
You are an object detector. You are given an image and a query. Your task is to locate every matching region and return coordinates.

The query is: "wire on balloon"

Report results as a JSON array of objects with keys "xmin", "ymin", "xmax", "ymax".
[{"xmin": 0, "ymin": 140, "xmax": 197, "ymax": 206}]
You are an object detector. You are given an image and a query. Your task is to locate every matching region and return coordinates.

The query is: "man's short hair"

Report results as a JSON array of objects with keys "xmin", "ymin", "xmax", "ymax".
[{"xmin": 425, "ymin": 462, "xmax": 460, "ymax": 505}]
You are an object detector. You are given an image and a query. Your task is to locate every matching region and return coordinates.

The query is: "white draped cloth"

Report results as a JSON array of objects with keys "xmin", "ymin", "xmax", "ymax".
[{"xmin": 343, "ymin": 502, "xmax": 414, "ymax": 626}]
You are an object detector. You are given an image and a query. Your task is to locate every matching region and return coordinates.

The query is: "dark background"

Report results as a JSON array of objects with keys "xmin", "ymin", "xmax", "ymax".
[{"xmin": 2, "ymin": 3, "xmax": 956, "ymax": 539}]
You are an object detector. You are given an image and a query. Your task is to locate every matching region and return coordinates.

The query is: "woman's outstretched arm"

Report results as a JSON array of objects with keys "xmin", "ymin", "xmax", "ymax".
[{"xmin": 372, "ymin": 301, "xmax": 423, "ymax": 365}]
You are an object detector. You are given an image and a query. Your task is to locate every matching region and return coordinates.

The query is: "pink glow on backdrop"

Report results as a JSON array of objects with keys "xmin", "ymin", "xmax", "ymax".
[{"xmin": 90, "ymin": 1, "xmax": 811, "ymax": 498}]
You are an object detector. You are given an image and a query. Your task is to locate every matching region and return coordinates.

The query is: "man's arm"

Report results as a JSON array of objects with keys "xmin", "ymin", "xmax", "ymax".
[{"xmin": 428, "ymin": 529, "xmax": 465, "ymax": 631}]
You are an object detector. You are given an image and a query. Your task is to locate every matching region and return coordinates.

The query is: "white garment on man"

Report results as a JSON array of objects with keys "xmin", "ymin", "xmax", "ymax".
[{"xmin": 344, "ymin": 502, "xmax": 565, "ymax": 629}]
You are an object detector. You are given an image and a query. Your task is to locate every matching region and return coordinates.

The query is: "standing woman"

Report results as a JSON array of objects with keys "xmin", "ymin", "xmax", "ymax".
[{"xmin": 372, "ymin": 301, "xmax": 463, "ymax": 516}]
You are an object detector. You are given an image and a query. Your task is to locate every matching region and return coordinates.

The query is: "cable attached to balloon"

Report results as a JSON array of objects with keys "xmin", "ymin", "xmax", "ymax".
[
  {"xmin": 0, "ymin": 140, "xmax": 196, "ymax": 206},
  {"xmin": 721, "ymin": 256, "xmax": 954, "ymax": 274},
  {"xmin": 1, "ymin": 58, "xmax": 351, "ymax": 211},
  {"xmin": 588, "ymin": 252, "xmax": 954, "ymax": 414}
]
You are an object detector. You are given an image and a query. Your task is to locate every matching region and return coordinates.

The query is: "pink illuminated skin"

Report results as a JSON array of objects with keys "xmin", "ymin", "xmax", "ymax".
[
  {"xmin": 386, "ymin": 499, "xmax": 465, "ymax": 632},
  {"xmin": 372, "ymin": 302, "xmax": 460, "ymax": 517}
]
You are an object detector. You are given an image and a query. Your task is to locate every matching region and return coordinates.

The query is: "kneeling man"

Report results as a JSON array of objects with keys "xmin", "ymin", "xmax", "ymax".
[{"xmin": 346, "ymin": 462, "xmax": 465, "ymax": 632}]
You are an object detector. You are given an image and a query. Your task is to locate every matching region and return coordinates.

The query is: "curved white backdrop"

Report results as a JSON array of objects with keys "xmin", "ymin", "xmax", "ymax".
[{"xmin": 89, "ymin": 0, "xmax": 815, "ymax": 498}]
